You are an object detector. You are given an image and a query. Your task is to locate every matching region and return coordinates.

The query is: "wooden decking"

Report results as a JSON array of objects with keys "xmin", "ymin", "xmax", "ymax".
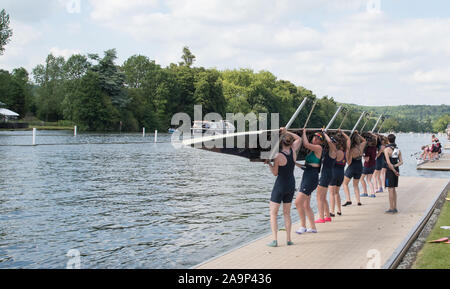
[
  {"xmin": 417, "ymin": 153, "xmax": 450, "ymax": 171},
  {"xmin": 195, "ymin": 177, "xmax": 449, "ymax": 269}
]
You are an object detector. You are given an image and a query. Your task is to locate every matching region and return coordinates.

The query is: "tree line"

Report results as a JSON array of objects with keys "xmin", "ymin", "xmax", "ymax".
[{"xmin": 1, "ymin": 47, "xmax": 449, "ymax": 133}]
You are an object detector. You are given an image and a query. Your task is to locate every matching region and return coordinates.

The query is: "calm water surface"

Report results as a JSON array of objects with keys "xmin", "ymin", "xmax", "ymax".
[{"xmin": 0, "ymin": 131, "xmax": 448, "ymax": 268}]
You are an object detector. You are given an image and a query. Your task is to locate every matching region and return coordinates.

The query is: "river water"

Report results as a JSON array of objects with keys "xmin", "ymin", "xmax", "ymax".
[{"xmin": 0, "ymin": 131, "xmax": 448, "ymax": 268}]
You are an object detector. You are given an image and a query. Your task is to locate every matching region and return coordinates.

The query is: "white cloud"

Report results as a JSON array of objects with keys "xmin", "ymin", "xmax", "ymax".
[{"xmin": 49, "ymin": 47, "xmax": 82, "ymax": 59}]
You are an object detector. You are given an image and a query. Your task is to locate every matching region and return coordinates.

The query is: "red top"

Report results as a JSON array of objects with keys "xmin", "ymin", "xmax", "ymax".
[{"xmin": 364, "ymin": 146, "xmax": 377, "ymax": 168}]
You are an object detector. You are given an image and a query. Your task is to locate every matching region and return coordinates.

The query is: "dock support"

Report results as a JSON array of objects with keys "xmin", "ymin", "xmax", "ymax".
[
  {"xmin": 143, "ymin": 128, "xmax": 146, "ymax": 138},
  {"xmin": 155, "ymin": 130, "xmax": 158, "ymax": 143},
  {"xmin": 74, "ymin": 126, "xmax": 77, "ymax": 137}
]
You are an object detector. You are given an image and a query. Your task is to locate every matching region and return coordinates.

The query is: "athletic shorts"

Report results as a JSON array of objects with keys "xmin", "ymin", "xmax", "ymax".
[
  {"xmin": 375, "ymin": 157, "xmax": 384, "ymax": 171},
  {"xmin": 319, "ymin": 167, "xmax": 333, "ymax": 188},
  {"xmin": 299, "ymin": 166, "xmax": 319, "ymax": 196},
  {"xmin": 330, "ymin": 166, "xmax": 345, "ymax": 187},
  {"xmin": 271, "ymin": 177, "xmax": 295, "ymax": 204},
  {"xmin": 385, "ymin": 168, "xmax": 399, "ymax": 188},
  {"xmin": 432, "ymin": 146, "xmax": 440, "ymax": 153},
  {"xmin": 344, "ymin": 162, "xmax": 362, "ymax": 180},
  {"xmin": 362, "ymin": 166, "xmax": 375, "ymax": 175}
]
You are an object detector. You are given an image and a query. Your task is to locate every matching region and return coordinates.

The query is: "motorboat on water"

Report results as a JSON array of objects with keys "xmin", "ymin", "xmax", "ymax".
[{"xmin": 192, "ymin": 120, "xmax": 235, "ymax": 135}]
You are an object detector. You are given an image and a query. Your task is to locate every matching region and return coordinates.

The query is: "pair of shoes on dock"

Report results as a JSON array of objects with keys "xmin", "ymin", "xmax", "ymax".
[
  {"xmin": 314, "ymin": 217, "xmax": 332, "ymax": 223},
  {"xmin": 266, "ymin": 240, "xmax": 294, "ymax": 247},
  {"xmin": 295, "ymin": 227, "xmax": 317, "ymax": 234},
  {"xmin": 385, "ymin": 208, "xmax": 398, "ymax": 214}
]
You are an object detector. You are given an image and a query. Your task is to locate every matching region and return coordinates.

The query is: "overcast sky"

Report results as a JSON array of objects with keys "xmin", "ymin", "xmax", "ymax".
[{"xmin": 1, "ymin": 0, "xmax": 450, "ymax": 106}]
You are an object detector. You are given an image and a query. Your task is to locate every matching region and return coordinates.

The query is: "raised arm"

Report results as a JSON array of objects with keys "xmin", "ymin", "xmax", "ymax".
[
  {"xmin": 280, "ymin": 127, "xmax": 302, "ymax": 153},
  {"xmin": 322, "ymin": 130, "xmax": 337, "ymax": 155},
  {"xmin": 302, "ymin": 129, "xmax": 322, "ymax": 154}
]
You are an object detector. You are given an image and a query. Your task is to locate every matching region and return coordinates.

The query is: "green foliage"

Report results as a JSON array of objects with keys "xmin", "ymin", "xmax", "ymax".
[
  {"xmin": 432, "ymin": 114, "xmax": 450, "ymax": 132},
  {"xmin": 0, "ymin": 47, "xmax": 448, "ymax": 132},
  {"xmin": 0, "ymin": 9, "xmax": 13, "ymax": 55}
]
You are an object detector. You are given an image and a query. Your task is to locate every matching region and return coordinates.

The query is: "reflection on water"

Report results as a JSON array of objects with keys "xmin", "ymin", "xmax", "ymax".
[{"xmin": 0, "ymin": 131, "xmax": 448, "ymax": 268}]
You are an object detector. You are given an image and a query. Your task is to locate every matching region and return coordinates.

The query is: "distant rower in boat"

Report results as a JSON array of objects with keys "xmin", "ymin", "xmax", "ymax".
[
  {"xmin": 265, "ymin": 127, "xmax": 301, "ymax": 247},
  {"xmin": 295, "ymin": 129, "xmax": 324, "ymax": 235},
  {"xmin": 342, "ymin": 131, "xmax": 367, "ymax": 207}
]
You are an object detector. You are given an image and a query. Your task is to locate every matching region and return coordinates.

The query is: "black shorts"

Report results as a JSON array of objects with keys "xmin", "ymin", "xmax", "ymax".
[
  {"xmin": 385, "ymin": 168, "xmax": 399, "ymax": 188},
  {"xmin": 431, "ymin": 146, "xmax": 440, "ymax": 153},
  {"xmin": 345, "ymin": 162, "xmax": 362, "ymax": 180},
  {"xmin": 362, "ymin": 166, "xmax": 375, "ymax": 175},
  {"xmin": 271, "ymin": 177, "xmax": 295, "ymax": 204},
  {"xmin": 299, "ymin": 166, "xmax": 319, "ymax": 196},
  {"xmin": 319, "ymin": 167, "xmax": 333, "ymax": 188},
  {"xmin": 375, "ymin": 157, "xmax": 384, "ymax": 171},
  {"xmin": 330, "ymin": 166, "xmax": 345, "ymax": 187}
]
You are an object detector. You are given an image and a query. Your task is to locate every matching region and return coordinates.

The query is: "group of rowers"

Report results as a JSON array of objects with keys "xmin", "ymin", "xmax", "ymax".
[
  {"xmin": 265, "ymin": 128, "xmax": 403, "ymax": 247},
  {"xmin": 419, "ymin": 135, "xmax": 442, "ymax": 162}
]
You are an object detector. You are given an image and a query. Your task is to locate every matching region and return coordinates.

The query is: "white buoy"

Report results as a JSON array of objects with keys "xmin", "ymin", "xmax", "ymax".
[
  {"xmin": 74, "ymin": 126, "xmax": 77, "ymax": 137},
  {"xmin": 32, "ymin": 128, "xmax": 36, "ymax": 146},
  {"xmin": 143, "ymin": 127, "xmax": 146, "ymax": 137},
  {"xmin": 155, "ymin": 130, "xmax": 158, "ymax": 143}
]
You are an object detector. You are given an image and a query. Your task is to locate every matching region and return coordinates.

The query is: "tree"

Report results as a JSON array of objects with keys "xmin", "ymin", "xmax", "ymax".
[
  {"xmin": 72, "ymin": 71, "xmax": 119, "ymax": 131},
  {"xmin": 0, "ymin": 9, "xmax": 13, "ymax": 55},
  {"xmin": 181, "ymin": 46, "xmax": 196, "ymax": 67},
  {"xmin": 433, "ymin": 114, "xmax": 450, "ymax": 132}
]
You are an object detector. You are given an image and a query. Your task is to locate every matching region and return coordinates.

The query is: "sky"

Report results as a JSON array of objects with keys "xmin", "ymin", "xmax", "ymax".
[{"xmin": 1, "ymin": 0, "xmax": 450, "ymax": 106}]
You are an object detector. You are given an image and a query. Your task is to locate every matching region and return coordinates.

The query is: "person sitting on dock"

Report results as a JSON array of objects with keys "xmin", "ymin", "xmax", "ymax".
[
  {"xmin": 342, "ymin": 131, "xmax": 367, "ymax": 207},
  {"xmin": 294, "ymin": 129, "xmax": 324, "ymax": 235},
  {"xmin": 384, "ymin": 134, "xmax": 403, "ymax": 214},
  {"xmin": 265, "ymin": 128, "xmax": 301, "ymax": 247}
]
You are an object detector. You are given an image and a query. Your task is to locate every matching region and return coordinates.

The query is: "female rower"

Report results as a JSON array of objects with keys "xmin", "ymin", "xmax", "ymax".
[
  {"xmin": 266, "ymin": 128, "xmax": 301, "ymax": 247},
  {"xmin": 329, "ymin": 130, "xmax": 347, "ymax": 217},
  {"xmin": 315, "ymin": 130, "xmax": 336, "ymax": 223},
  {"xmin": 295, "ymin": 129, "xmax": 324, "ymax": 234},
  {"xmin": 342, "ymin": 131, "xmax": 367, "ymax": 206},
  {"xmin": 361, "ymin": 133, "xmax": 377, "ymax": 198},
  {"xmin": 373, "ymin": 135, "xmax": 387, "ymax": 193}
]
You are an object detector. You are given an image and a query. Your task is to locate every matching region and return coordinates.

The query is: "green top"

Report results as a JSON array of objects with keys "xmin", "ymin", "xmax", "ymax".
[{"xmin": 305, "ymin": 151, "xmax": 321, "ymax": 164}]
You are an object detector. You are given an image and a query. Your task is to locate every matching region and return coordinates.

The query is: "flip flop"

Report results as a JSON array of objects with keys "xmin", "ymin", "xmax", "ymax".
[{"xmin": 428, "ymin": 237, "xmax": 449, "ymax": 243}]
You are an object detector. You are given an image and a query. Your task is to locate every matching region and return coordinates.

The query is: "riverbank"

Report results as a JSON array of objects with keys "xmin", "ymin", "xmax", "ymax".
[{"xmin": 411, "ymin": 189, "xmax": 450, "ymax": 269}]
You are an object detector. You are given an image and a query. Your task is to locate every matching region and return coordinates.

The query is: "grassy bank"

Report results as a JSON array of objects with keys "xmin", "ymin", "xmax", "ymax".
[{"xmin": 413, "ymin": 190, "xmax": 450, "ymax": 269}]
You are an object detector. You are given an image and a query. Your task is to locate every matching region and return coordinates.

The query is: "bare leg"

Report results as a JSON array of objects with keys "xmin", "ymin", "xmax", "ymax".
[
  {"xmin": 270, "ymin": 201, "xmax": 280, "ymax": 241},
  {"xmin": 316, "ymin": 186, "xmax": 325, "ymax": 220},
  {"xmin": 381, "ymin": 168, "xmax": 386, "ymax": 191},
  {"xmin": 343, "ymin": 176, "xmax": 352, "ymax": 203},
  {"xmin": 361, "ymin": 174, "xmax": 368, "ymax": 195},
  {"xmin": 373, "ymin": 170, "xmax": 381, "ymax": 191},
  {"xmin": 283, "ymin": 203, "xmax": 292, "ymax": 242},
  {"xmin": 295, "ymin": 193, "xmax": 306, "ymax": 228},
  {"xmin": 323, "ymin": 188, "xmax": 330, "ymax": 219},
  {"xmin": 388, "ymin": 188, "xmax": 395, "ymax": 210},
  {"xmin": 353, "ymin": 179, "xmax": 361, "ymax": 204},
  {"xmin": 367, "ymin": 174, "xmax": 375, "ymax": 195},
  {"xmin": 335, "ymin": 186, "xmax": 342, "ymax": 214},
  {"xmin": 329, "ymin": 186, "xmax": 336, "ymax": 214},
  {"xmin": 304, "ymin": 195, "xmax": 317, "ymax": 230}
]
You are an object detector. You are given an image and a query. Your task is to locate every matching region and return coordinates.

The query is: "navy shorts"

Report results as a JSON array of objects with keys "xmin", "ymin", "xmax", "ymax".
[
  {"xmin": 345, "ymin": 162, "xmax": 362, "ymax": 180},
  {"xmin": 330, "ymin": 166, "xmax": 345, "ymax": 187},
  {"xmin": 319, "ymin": 167, "xmax": 333, "ymax": 188},
  {"xmin": 299, "ymin": 166, "xmax": 319, "ymax": 196},
  {"xmin": 362, "ymin": 166, "xmax": 375, "ymax": 175},
  {"xmin": 271, "ymin": 177, "xmax": 295, "ymax": 204},
  {"xmin": 375, "ymin": 157, "xmax": 384, "ymax": 171}
]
